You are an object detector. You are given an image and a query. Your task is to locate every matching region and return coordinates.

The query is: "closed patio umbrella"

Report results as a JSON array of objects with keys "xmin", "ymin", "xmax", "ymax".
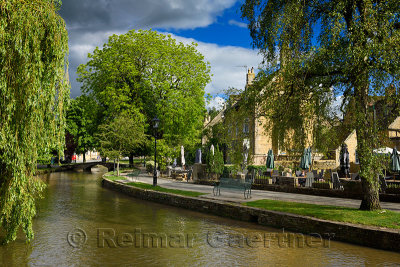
[
  {"xmin": 340, "ymin": 144, "xmax": 350, "ymax": 177},
  {"xmin": 181, "ymin": 145, "xmax": 185, "ymax": 167},
  {"xmin": 373, "ymin": 147, "xmax": 394, "ymax": 155},
  {"xmin": 266, "ymin": 149, "xmax": 274, "ymax": 169},
  {"xmin": 299, "ymin": 148, "xmax": 310, "ymax": 170},
  {"xmin": 390, "ymin": 148, "xmax": 400, "ymax": 172},
  {"xmin": 210, "ymin": 144, "xmax": 215, "ymax": 156}
]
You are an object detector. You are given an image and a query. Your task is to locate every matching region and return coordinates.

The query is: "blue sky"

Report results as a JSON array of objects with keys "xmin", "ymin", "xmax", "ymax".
[
  {"xmin": 162, "ymin": 1, "xmax": 253, "ymax": 48},
  {"xmin": 59, "ymin": 0, "xmax": 263, "ymax": 109}
]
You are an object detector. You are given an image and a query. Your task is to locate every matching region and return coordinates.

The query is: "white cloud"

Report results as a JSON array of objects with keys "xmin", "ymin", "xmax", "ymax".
[
  {"xmin": 60, "ymin": 0, "xmax": 238, "ymax": 31},
  {"xmin": 68, "ymin": 31, "xmax": 264, "ymax": 97},
  {"xmin": 228, "ymin": 19, "xmax": 247, "ymax": 28},
  {"xmin": 330, "ymin": 95, "xmax": 344, "ymax": 119},
  {"xmin": 61, "ymin": 0, "xmax": 243, "ymax": 97},
  {"xmin": 169, "ymin": 34, "xmax": 263, "ymax": 95},
  {"xmin": 207, "ymin": 96, "xmax": 226, "ymax": 110}
]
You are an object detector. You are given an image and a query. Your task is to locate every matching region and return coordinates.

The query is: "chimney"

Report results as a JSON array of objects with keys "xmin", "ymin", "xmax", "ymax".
[{"xmin": 246, "ymin": 67, "xmax": 255, "ymax": 88}]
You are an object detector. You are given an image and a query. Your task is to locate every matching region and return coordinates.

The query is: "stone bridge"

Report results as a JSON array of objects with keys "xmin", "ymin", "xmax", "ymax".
[{"xmin": 61, "ymin": 161, "xmax": 130, "ymax": 172}]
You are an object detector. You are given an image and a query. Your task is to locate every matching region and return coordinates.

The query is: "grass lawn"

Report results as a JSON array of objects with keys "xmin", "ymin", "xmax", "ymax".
[
  {"xmin": 125, "ymin": 181, "xmax": 206, "ymax": 197},
  {"xmin": 106, "ymin": 175, "xmax": 127, "ymax": 181},
  {"xmin": 109, "ymin": 159, "xmax": 144, "ymax": 164},
  {"xmin": 244, "ymin": 199, "xmax": 400, "ymax": 229}
]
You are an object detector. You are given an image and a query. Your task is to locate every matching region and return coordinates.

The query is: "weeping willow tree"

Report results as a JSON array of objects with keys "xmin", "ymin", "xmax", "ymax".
[
  {"xmin": 242, "ymin": 0, "xmax": 400, "ymax": 210},
  {"xmin": 0, "ymin": 0, "xmax": 69, "ymax": 243}
]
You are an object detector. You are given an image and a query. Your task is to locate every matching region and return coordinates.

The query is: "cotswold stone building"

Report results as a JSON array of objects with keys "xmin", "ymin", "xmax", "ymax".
[{"xmin": 203, "ymin": 68, "xmax": 314, "ymax": 165}]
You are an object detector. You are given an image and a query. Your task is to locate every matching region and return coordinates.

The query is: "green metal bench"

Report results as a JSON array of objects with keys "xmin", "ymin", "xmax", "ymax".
[
  {"xmin": 126, "ymin": 169, "xmax": 141, "ymax": 181},
  {"xmin": 213, "ymin": 177, "xmax": 253, "ymax": 199}
]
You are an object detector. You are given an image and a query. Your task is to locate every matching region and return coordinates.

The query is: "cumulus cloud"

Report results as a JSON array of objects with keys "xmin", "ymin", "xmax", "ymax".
[
  {"xmin": 206, "ymin": 96, "xmax": 226, "ymax": 110},
  {"xmin": 60, "ymin": 0, "xmax": 237, "ymax": 31},
  {"xmin": 228, "ymin": 19, "xmax": 247, "ymax": 28},
  {"xmin": 331, "ymin": 95, "xmax": 344, "ymax": 119},
  {"xmin": 168, "ymin": 34, "xmax": 263, "ymax": 95},
  {"xmin": 59, "ymin": 0, "xmax": 263, "ymax": 97},
  {"xmin": 68, "ymin": 31, "xmax": 263, "ymax": 97}
]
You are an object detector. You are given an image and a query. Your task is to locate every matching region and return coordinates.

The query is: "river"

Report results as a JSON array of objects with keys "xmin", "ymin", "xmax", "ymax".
[{"xmin": 1, "ymin": 171, "xmax": 399, "ymax": 266}]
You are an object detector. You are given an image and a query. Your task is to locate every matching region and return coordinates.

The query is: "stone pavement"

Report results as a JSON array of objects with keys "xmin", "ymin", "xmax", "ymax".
[{"xmin": 116, "ymin": 171, "xmax": 400, "ymax": 212}]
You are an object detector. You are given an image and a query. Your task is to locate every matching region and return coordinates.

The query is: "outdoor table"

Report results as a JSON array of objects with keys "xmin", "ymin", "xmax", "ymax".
[{"xmin": 297, "ymin": 177, "xmax": 306, "ymax": 187}]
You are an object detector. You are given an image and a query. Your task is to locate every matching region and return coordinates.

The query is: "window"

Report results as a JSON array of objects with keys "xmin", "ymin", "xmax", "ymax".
[{"xmin": 243, "ymin": 119, "xmax": 249, "ymax": 134}]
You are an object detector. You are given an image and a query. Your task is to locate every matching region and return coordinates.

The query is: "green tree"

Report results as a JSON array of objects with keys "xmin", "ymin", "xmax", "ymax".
[
  {"xmin": 241, "ymin": 0, "xmax": 400, "ymax": 210},
  {"xmin": 0, "ymin": 0, "xmax": 69, "ymax": 243},
  {"xmin": 97, "ymin": 114, "xmax": 145, "ymax": 176},
  {"xmin": 205, "ymin": 145, "xmax": 224, "ymax": 176},
  {"xmin": 77, "ymin": 29, "xmax": 211, "ymax": 156},
  {"xmin": 66, "ymin": 95, "xmax": 100, "ymax": 162}
]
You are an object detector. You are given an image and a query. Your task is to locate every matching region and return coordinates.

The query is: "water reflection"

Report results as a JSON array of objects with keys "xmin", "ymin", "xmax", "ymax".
[{"xmin": 0, "ymin": 171, "xmax": 399, "ymax": 266}]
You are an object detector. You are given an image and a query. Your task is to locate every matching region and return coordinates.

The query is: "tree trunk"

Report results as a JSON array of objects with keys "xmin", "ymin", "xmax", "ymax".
[
  {"xmin": 117, "ymin": 158, "xmax": 120, "ymax": 177},
  {"xmin": 83, "ymin": 152, "xmax": 86, "ymax": 163},
  {"xmin": 354, "ymin": 78, "xmax": 381, "ymax": 210},
  {"xmin": 360, "ymin": 177, "xmax": 381, "ymax": 210},
  {"xmin": 129, "ymin": 152, "xmax": 134, "ymax": 168},
  {"xmin": 358, "ymin": 126, "xmax": 381, "ymax": 210}
]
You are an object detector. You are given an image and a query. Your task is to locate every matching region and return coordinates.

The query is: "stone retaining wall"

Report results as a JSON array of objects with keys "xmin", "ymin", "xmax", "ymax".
[
  {"xmin": 251, "ymin": 183, "xmax": 400, "ymax": 203},
  {"xmin": 194, "ymin": 180, "xmax": 400, "ymax": 203},
  {"xmin": 103, "ymin": 177, "xmax": 400, "ymax": 252}
]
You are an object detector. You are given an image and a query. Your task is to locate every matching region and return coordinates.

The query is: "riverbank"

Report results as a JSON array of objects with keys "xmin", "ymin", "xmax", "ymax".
[{"xmin": 102, "ymin": 176, "xmax": 400, "ymax": 252}]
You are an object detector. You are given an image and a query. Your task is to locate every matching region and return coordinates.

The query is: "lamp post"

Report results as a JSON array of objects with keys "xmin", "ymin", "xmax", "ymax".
[{"xmin": 152, "ymin": 117, "xmax": 160, "ymax": 186}]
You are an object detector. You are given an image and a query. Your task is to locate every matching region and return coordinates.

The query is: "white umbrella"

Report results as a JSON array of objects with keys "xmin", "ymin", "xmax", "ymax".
[
  {"xmin": 373, "ymin": 147, "xmax": 399, "ymax": 155},
  {"xmin": 210, "ymin": 144, "xmax": 215, "ymax": 156},
  {"xmin": 181, "ymin": 145, "xmax": 185, "ymax": 167},
  {"xmin": 243, "ymin": 139, "xmax": 250, "ymax": 170}
]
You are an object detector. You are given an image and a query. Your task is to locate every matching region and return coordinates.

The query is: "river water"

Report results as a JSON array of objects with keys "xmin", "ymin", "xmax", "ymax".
[{"xmin": 0, "ymin": 171, "xmax": 400, "ymax": 266}]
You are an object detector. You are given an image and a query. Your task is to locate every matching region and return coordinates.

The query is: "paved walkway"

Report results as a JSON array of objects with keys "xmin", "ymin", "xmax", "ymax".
[{"xmin": 116, "ymin": 171, "xmax": 400, "ymax": 212}]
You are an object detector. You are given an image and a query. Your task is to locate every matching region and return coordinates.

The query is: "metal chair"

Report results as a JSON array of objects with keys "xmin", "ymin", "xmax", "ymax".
[
  {"xmin": 331, "ymin": 172, "xmax": 343, "ymax": 190},
  {"xmin": 379, "ymin": 175, "xmax": 387, "ymax": 193},
  {"xmin": 318, "ymin": 169, "xmax": 325, "ymax": 181},
  {"xmin": 312, "ymin": 170, "xmax": 318, "ymax": 178},
  {"xmin": 305, "ymin": 172, "xmax": 314, "ymax": 187},
  {"xmin": 186, "ymin": 169, "xmax": 193, "ymax": 182},
  {"xmin": 351, "ymin": 173, "xmax": 360, "ymax": 180}
]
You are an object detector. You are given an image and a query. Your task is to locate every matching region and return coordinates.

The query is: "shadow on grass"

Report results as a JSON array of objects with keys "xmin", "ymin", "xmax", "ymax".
[{"xmin": 244, "ymin": 199, "xmax": 400, "ymax": 229}]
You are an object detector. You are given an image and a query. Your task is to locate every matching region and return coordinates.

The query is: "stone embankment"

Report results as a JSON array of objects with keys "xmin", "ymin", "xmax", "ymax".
[{"xmin": 103, "ymin": 177, "xmax": 400, "ymax": 253}]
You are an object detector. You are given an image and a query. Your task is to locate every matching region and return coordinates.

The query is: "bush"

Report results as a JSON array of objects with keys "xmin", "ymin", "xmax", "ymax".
[
  {"xmin": 222, "ymin": 165, "xmax": 236, "ymax": 178},
  {"xmin": 278, "ymin": 165, "xmax": 284, "ymax": 172},
  {"xmin": 205, "ymin": 145, "xmax": 224, "ymax": 175},
  {"xmin": 146, "ymin": 161, "xmax": 154, "ymax": 173},
  {"xmin": 247, "ymin": 165, "xmax": 267, "ymax": 173}
]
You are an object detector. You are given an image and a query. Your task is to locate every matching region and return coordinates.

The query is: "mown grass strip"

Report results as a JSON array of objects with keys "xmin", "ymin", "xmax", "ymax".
[
  {"xmin": 125, "ymin": 181, "xmax": 206, "ymax": 197},
  {"xmin": 106, "ymin": 175, "xmax": 127, "ymax": 181},
  {"xmin": 244, "ymin": 199, "xmax": 400, "ymax": 229}
]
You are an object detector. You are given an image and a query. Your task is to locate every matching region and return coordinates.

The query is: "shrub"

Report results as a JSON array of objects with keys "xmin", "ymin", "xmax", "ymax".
[
  {"xmin": 205, "ymin": 145, "xmax": 224, "ymax": 175},
  {"xmin": 247, "ymin": 165, "xmax": 267, "ymax": 173},
  {"xmin": 278, "ymin": 165, "xmax": 284, "ymax": 172},
  {"xmin": 146, "ymin": 161, "xmax": 154, "ymax": 173},
  {"xmin": 222, "ymin": 165, "xmax": 236, "ymax": 178}
]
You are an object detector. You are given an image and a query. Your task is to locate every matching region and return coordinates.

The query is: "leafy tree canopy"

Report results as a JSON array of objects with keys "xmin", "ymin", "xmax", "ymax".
[
  {"xmin": 77, "ymin": 29, "xmax": 211, "ymax": 149},
  {"xmin": 241, "ymin": 0, "xmax": 400, "ymax": 210},
  {"xmin": 0, "ymin": 0, "xmax": 69, "ymax": 242},
  {"xmin": 66, "ymin": 95, "xmax": 100, "ymax": 162},
  {"xmin": 97, "ymin": 113, "xmax": 146, "ymax": 176}
]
